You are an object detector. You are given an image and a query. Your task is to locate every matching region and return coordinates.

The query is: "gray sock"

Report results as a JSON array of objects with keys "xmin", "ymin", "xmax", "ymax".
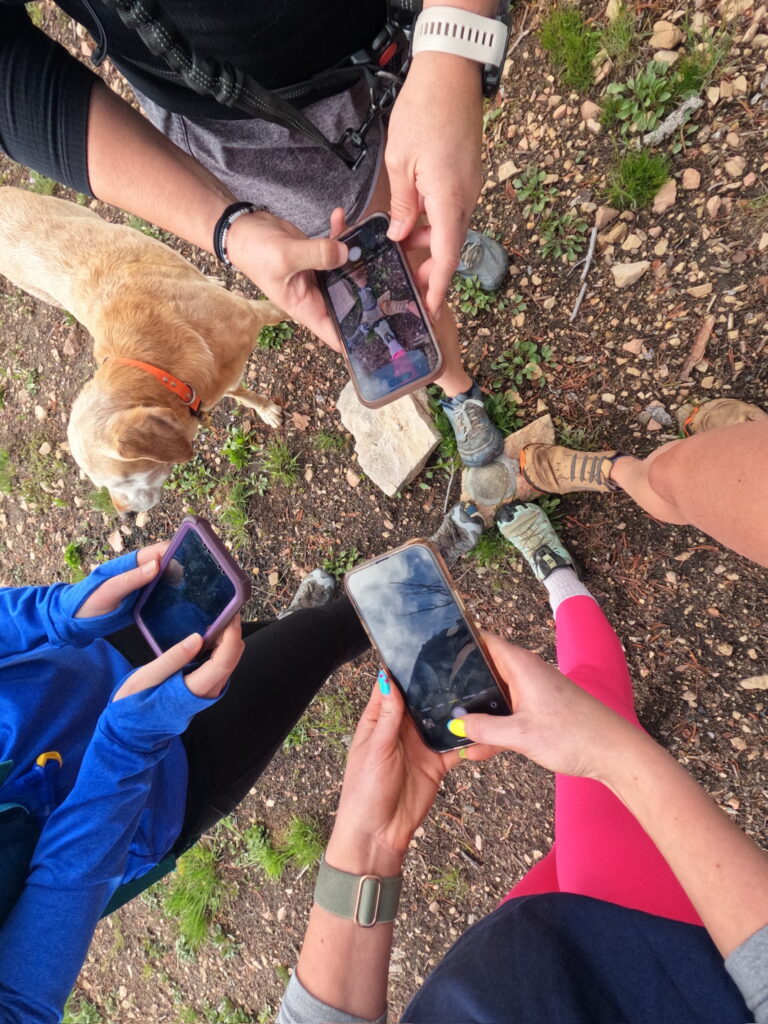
[{"xmin": 543, "ymin": 567, "xmax": 594, "ymax": 615}]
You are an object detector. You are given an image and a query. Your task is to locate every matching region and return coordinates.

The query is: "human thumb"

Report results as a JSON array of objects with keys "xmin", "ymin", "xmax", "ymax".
[
  {"xmin": 373, "ymin": 670, "xmax": 406, "ymax": 747},
  {"xmin": 447, "ymin": 711, "xmax": 517, "ymax": 751},
  {"xmin": 283, "ymin": 236, "xmax": 348, "ymax": 274},
  {"xmin": 113, "ymin": 633, "xmax": 203, "ymax": 701}
]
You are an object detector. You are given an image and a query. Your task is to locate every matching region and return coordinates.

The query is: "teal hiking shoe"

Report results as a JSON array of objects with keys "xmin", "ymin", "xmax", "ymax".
[{"xmin": 496, "ymin": 502, "xmax": 575, "ymax": 583}]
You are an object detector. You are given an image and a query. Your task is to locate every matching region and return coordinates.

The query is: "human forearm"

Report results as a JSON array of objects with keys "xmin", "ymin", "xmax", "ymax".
[{"xmin": 601, "ymin": 728, "xmax": 768, "ymax": 958}]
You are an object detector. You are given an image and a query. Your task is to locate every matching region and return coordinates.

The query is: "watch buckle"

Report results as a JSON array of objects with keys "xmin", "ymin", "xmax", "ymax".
[{"xmin": 353, "ymin": 874, "xmax": 382, "ymax": 927}]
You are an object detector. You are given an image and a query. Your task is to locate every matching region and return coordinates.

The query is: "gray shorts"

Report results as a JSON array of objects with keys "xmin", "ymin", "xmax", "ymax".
[{"xmin": 135, "ymin": 80, "xmax": 384, "ymax": 238}]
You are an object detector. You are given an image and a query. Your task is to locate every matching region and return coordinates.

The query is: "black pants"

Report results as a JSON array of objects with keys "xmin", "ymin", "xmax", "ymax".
[{"xmin": 107, "ymin": 598, "xmax": 369, "ymax": 847}]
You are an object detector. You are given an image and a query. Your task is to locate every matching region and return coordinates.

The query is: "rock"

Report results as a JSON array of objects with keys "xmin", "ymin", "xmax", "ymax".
[
  {"xmin": 719, "ymin": 78, "xmax": 734, "ymax": 99},
  {"xmin": 611, "ymin": 261, "xmax": 651, "ymax": 288},
  {"xmin": 621, "ymin": 233, "xmax": 644, "ymax": 252},
  {"xmin": 34, "ymin": 405, "xmax": 47, "ymax": 422},
  {"xmin": 553, "ymin": 103, "xmax": 568, "ymax": 120},
  {"xmin": 345, "ymin": 468, "xmax": 361, "ymax": 488},
  {"xmin": 38, "ymin": 441, "xmax": 52, "ymax": 456},
  {"xmin": 649, "ymin": 21, "xmax": 683, "ymax": 48},
  {"xmin": 730, "ymin": 736, "xmax": 747, "ymax": 752},
  {"xmin": 732, "ymin": 74, "xmax": 748, "ymax": 95},
  {"xmin": 654, "ymin": 49, "xmax": 680, "ymax": 64},
  {"xmin": 719, "ymin": 0, "xmax": 753, "ymax": 18},
  {"xmin": 743, "ymin": 171, "xmax": 757, "ymax": 187},
  {"xmin": 135, "ymin": 511, "xmax": 149, "ymax": 529},
  {"xmin": 107, "ymin": 529, "xmax": 124, "ymax": 554},
  {"xmin": 586, "ymin": 118, "xmax": 603, "ymax": 135},
  {"xmin": 654, "ymin": 238, "xmax": 669, "ymax": 256},
  {"xmin": 686, "ymin": 282, "xmax": 713, "ymax": 298},
  {"xmin": 759, "ymin": 231, "xmax": 768, "ymax": 251},
  {"xmin": 622, "ymin": 338, "xmax": 644, "ymax": 355},
  {"xmin": 682, "ymin": 167, "xmax": 701, "ymax": 189},
  {"xmin": 706, "ymin": 85, "xmax": 720, "ymax": 105},
  {"xmin": 605, "ymin": 0, "xmax": 623, "ymax": 21},
  {"xmin": 706, "ymin": 195, "xmax": 722, "ymax": 219},
  {"xmin": 726, "ymin": 130, "xmax": 741, "ymax": 148},
  {"xmin": 652, "ymin": 178, "xmax": 677, "ymax": 214},
  {"xmin": 337, "ymin": 383, "xmax": 441, "ymax": 497},
  {"xmin": 581, "ymin": 99, "xmax": 602, "ymax": 120},
  {"xmin": 598, "ymin": 221, "xmax": 628, "ymax": 246},
  {"xmin": 739, "ymin": 674, "xmax": 768, "ymax": 690},
  {"xmin": 498, "ymin": 159, "xmax": 520, "ymax": 181},
  {"xmin": 725, "ymin": 155, "xmax": 747, "ymax": 177},
  {"xmin": 602, "ymin": 393, "xmax": 616, "ymax": 403},
  {"xmin": 595, "ymin": 205, "xmax": 619, "ymax": 230}
]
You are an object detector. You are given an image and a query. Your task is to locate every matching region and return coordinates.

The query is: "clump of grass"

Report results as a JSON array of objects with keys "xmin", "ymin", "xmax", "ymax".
[
  {"xmin": 431, "ymin": 865, "xmax": 470, "ymax": 903},
  {"xmin": 63, "ymin": 541, "xmax": 87, "ymax": 582},
  {"xmin": 257, "ymin": 322, "xmax": 293, "ymax": 351},
  {"xmin": 606, "ymin": 150, "xmax": 668, "ymax": 210},
  {"xmin": 313, "ymin": 430, "xmax": 348, "ymax": 452},
  {"xmin": 125, "ymin": 214, "xmax": 169, "ymax": 241},
  {"xmin": 469, "ymin": 529, "xmax": 516, "ymax": 569},
  {"xmin": 28, "ymin": 170, "xmax": 56, "ymax": 195},
  {"xmin": 597, "ymin": 5, "xmax": 637, "ymax": 68},
  {"xmin": 220, "ymin": 480, "xmax": 253, "ymax": 547},
  {"xmin": 89, "ymin": 488, "xmax": 115, "ymax": 515},
  {"xmin": 282, "ymin": 817, "xmax": 325, "ymax": 870},
  {"xmin": 484, "ymin": 392, "xmax": 522, "ymax": 436},
  {"xmin": 0, "ymin": 449, "xmax": 13, "ymax": 493},
  {"xmin": 262, "ymin": 439, "xmax": 299, "ymax": 487},
  {"xmin": 540, "ymin": 6, "xmax": 600, "ymax": 92},
  {"xmin": 242, "ymin": 817, "xmax": 325, "ymax": 882},
  {"xmin": 427, "ymin": 385, "xmax": 459, "ymax": 462},
  {"xmin": 163, "ymin": 843, "xmax": 230, "ymax": 953}
]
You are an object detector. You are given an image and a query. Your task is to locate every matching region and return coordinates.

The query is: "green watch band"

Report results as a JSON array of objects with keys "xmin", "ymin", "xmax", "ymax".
[{"xmin": 314, "ymin": 856, "xmax": 402, "ymax": 928}]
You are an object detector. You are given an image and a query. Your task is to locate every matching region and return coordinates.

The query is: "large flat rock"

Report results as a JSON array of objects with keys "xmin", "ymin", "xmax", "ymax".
[{"xmin": 337, "ymin": 383, "xmax": 441, "ymax": 497}]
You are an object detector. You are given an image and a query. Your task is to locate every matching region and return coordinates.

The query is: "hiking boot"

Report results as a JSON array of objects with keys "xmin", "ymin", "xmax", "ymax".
[
  {"xmin": 457, "ymin": 229, "xmax": 509, "ymax": 291},
  {"xmin": 680, "ymin": 398, "xmax": 768, "ymax": 436},
  {"xmin": 278, "ymin": 568, "xmax": 337, "ymax": 618},
  {"xmin": 496, "ymin": 502, "xmax": 575, "ymax": 583},
  {"xmin": 519, "ymin": 444, "xmax": 621, "ymax": 495},
  {"xmin": 430, "ymin": 502, "xmax": 485, "ymax": 565},
  {"xmin": 441, "ymin": 384, "xmax": 504, "ymax": 467}
]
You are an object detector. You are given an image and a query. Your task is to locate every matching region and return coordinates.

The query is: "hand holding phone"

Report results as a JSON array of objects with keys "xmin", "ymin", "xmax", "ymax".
[
  {"xmin": 317, "ymin": 213, "xmax": 444, "ymax": 407},
  {"xmin": 133, "ymin": 516, "xmax": 251, "ymax": 656},
  {"xmin": 344, "ymin": 541, "xmax": 511, "ymax": 752}
]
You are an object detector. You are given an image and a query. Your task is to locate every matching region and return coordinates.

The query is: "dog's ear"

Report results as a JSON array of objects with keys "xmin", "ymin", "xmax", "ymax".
[{"xmin": 108, "ymin": 406, "xmax": 194, "ymax": 464}]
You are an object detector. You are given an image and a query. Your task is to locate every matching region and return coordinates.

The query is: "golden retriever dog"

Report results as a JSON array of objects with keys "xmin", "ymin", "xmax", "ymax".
[{"xmin": 0, "ymin": 187, "xmax": 288, "ymax": 513}]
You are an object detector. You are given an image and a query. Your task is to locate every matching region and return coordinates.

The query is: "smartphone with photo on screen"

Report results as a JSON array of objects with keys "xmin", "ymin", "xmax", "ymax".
[
  {"xmin": 133, "ymin": 515, "xmax": 251, "ymax": 656},
  {"xmin": 344, "ymin": 540, "xmax": 510, "ymax": 752},
  {"xmin": 317, "ymin": 212, "xmax": 444, "ymax": 408}
]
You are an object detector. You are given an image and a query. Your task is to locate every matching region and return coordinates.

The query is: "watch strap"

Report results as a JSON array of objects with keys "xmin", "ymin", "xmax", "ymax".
[
  {"xmin": 314, "ymin": 856, "xmax": 402, "ymax": 927},
  {"xmin": 412, "ymin": 6, "xmax": 508, "ymax": 68}
]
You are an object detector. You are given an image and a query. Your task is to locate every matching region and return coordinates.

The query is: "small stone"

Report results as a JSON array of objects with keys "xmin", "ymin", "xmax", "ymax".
[
  {"xmin": 383, "ymin": 519, "xmax": 395, "ymax": 530},
  {"xmin": 268, "ymin": 571, "xmax": 279, "ymax": 587},
  {"xmin": 621, "ymin": 233, "xmax": 643, "ymax": 252},
  {"xmin": 654, "ymin": 48, "xmax": 680, "ymax": 64},
  {"xmin": 586, "ymin": 117, "xmax": 602, "ymax": 135},
  {"xmin": 498, "ymin": 159, "xmax": 520, "ymax": 181},
  {"xmin": 304, "ymin": 466, "xmax": 314, "ymax": 483},
  {"xmin": 581, "ymin": 99, "xmax": 602, "ymax": 120},
  {"xmin": 732, "ymin": 74, "xmax": 748, "ymax": 95},
  {"xmin": 135, "ymin": 511, "xmax": 149, "ymax": 529},
  {"xmin": 681, "ymin": 167, "xmax": 701, "ymax": 189},
  {"xmin": 598, "ymin": 221, "xmax": 628, "ymax": 246},
  {"xmin": 605, "ymin": 0, "xmax": 623, "ymax": 21},
  {"xmin": 553, "ymin": 103, "xmax": 568, "ymax": 120},
  {"xmin": 38, "ymin": 441, "xmax": 52, "ymax": 456},
  {"xmin": 706, "ymin": 195, "xmax": 722, "ymax": 219},
  {"xmin": 686, "ymin": 282, "xmax": 713, "ymax": 298},
  {"xmin": 34, "ymin": 405, "xmax": 47, "ymax": 422},
  {"xmin": 743, "ymin": 171, "xmax": 757, "ymax": 187},
  {"xmin": 725, "ymin": 155, "xmax": 747, "ymax": 177},
  {"xmin": 595, "ymin": 205, "xmax": 619, "ymax": 230},
  {"xmin": 706, "ymin": 85, "xmax": 720, "ymax": 105},
  {"xmin": 652, "ymin": 179, "xmax": 677, "ymax": 214},
  {"xmin": 701, "ymin": 375, "xmax": 715, "ymax": 389},
  {"xmin": 725, "ymin": 130, "xmax": 741, "ymax": 148},
  {"xmin": 739, "ymin": 675, "xmax": 768, "ymax": 690},
  {"xmin": 611, "ymin": 261, "xmax": 651, "ymax": 288},
  {"xmin": 758, "ymin": 232, "xmax": 768, "ymax": 252},
  {"xmin": 654, "ymin": 238, "xmax": 669, "ymax": 256},
  {"xmin": 649, "ymin": 21, "xmax": 684, "ymax": 48},
  {"xmin": 107, "ymin": 529, "xmax": 124, "ymax": 554},
  {"xmin": 602, "ymin": 392, "xmax": 616, "ymax": 403},
  {"xmin": 719, "ymin": 78, "xmax": 734, "ymax": 99},
  {"xmin": 717, "ymin": 642, "xmax": 734, "ymax": 656},
  {"xmin": 730, "ymin": 736, "xmax": 747, "ymax": 751},
  {"xmin": 622, "ymin": 338, "xmax": 643, "ymax": 355},
  {"xmin": 346, "ymin": 468, "xmax": 361, "ymax": 488}
]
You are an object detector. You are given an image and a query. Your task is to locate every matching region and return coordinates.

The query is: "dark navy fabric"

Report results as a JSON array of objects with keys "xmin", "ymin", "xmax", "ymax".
[{"xmin": 402, "ymin": 893, "xmax": 751, "ymax": 1024}]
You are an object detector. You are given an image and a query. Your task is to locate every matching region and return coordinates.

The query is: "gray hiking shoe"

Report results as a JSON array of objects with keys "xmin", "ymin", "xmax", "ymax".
[
  {"xmin": 430, "ymin": 502, "xmax": 485, "ymax": 566},
  {"xmin": 441, "ymin": 384, "xmax": 504, "ymax": 467},
  {"xmin": 278, "ymin": 568, "xmax": 337, "ymax": 618},
  {"xmin": 496, "ymin": 502, "xmax": 574, "ymax": 583},
  {"xmin": 457, "ymin": 229, "xmax": 509, "ymax": 291}
]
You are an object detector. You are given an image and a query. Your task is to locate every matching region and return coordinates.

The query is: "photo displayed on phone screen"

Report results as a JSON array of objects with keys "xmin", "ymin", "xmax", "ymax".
[
  {"xmin": 346, "ymin": 543, "xmax": 509, "ymax": 751},
  {"xmin": 138, "ymin": 530, "xmax": 237, "ymax": 652},
  {"xmin": 322, "ymin": 214, "xmax": 442, "ymax": 404}
]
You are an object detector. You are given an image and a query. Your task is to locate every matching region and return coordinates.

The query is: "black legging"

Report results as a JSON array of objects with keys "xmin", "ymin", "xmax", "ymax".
[{"xmin": 107, "ymin": 598, "xmax": 369, "ymax": 846}]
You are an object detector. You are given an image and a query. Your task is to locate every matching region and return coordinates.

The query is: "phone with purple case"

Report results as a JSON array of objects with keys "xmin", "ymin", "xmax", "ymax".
[{"xmin": 133, "ymin": 515, "xmax": 251, "ymax": 656}]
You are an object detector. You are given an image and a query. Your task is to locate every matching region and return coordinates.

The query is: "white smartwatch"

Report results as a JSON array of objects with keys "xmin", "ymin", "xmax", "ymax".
[{"xmin": 411, "ymin": 4, "xmax": 510, "ymax": 96}]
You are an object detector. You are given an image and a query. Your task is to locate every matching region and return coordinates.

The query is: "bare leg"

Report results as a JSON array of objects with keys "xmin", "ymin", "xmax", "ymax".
[{"xmin": 610, "ymin": 421, "xmax": 768, "ymax": 567}]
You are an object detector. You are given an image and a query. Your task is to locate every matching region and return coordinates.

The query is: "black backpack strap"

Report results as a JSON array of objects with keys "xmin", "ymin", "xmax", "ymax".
[{"xmin": 0, "ymin": 805, "xmax": 40, "ymax": 929}]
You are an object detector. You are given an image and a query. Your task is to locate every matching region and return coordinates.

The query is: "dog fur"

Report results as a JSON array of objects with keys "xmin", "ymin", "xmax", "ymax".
[{"xmin": 0, "ymin": 187, "xmax": 288, "ymax": 512}]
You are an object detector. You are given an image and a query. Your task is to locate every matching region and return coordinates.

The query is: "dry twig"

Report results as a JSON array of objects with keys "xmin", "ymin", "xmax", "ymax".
[{"xmin": 569, "ymin": 225, "xmax": 598, "ymax": 322}]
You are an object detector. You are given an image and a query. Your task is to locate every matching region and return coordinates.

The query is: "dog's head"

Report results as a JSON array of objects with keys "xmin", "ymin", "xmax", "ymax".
[{"xmin": 68, "ymin": 376, "xmax": 196, "ymax": 513}]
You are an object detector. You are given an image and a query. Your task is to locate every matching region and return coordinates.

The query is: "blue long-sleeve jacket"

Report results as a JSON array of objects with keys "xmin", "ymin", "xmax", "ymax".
[{"xmin": 0, "ymin": 553, "xmax": 219, "ymax": 1022}]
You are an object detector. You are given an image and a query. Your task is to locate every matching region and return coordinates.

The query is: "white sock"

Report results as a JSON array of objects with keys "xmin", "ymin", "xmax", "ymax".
[{"xmin": 543, "ymin": 567, "xmax": 594, "ymax": 616}]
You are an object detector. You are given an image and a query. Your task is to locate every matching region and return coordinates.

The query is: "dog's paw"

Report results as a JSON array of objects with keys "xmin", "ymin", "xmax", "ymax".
[{"xmin": 258, "ymin": 400, "xmax": 283, "ymax": 428}]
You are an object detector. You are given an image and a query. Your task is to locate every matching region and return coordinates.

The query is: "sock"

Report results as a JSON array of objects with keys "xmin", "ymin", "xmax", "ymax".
[
  {"xmin": 543, "ymin": 567, "xmax": 594, "ymax": 616},
  {"xmin": 443, "ymin": 380, "xmax": 479, "ymax": 407}
]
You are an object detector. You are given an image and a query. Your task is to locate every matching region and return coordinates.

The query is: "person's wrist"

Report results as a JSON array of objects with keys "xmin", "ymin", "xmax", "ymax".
[
  {"xmin": 325, "ymin": 827, "xmax": 405, "ymax": 879},
  {"xmin": 593, "ymin": 721, "xmax": 660, "ymax": 796},
  {"xmin": 409, "ymin": 49, "xmax": 484, "ymax": 93},
  {"xmin": 222, "ymin": 207, "xmax": 274, "ymax": 270}
]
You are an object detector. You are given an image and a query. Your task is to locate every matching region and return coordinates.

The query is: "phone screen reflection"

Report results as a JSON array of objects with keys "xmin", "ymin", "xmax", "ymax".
[
  {"xmin": 347, "ymin": 545, "xmax": 508, "ymax": 749},
  {"xmin": 140, "ymin": 531, "xmax": 236, "ymax": 651}
]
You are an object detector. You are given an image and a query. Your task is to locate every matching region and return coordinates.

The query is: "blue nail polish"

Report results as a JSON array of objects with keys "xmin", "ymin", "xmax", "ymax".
[{"xmin": 377, "ymin": 669, "xmax": 391, "ymax": 696}]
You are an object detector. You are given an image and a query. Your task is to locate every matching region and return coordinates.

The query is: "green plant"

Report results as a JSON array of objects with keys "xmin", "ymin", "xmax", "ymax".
[
  {"xmin": 313, "ymin": 430, "xmax": 348, "ymax": 452},
  {"xmin": 180, "ymin": 997, "xmax": 259, "ymax": 1023},
  {"xmin": 601, "ymin": 60, "xmax": 675, "ymax": 136},
  {"xmin": 431, "ymin": 865, "xmax": 469, "ymax": 902},
  {"xmin": 28, "ymin": 170, "xmax": 56, "ymax": 195},
  {"xmin": 323, "ymin": 546, "xmax": 361, "ymax": 579},
  {"xmin": 482, "ymin": 103, "xmax": 505, "ymax": 133},
  {"xmin": 163, "ymin": 842, "xmax": 230, "ymax": 952},
  {"xmin": 540, "ymin": 6, "xmax": 600, "ymax": 92},
  {"xmin": 283, "ymin": 717, "xmax": 310, "ymax": 750},
  {"xmin": 223, "ymin": 425, "xmax": 261, "ymax": 468},
  {"xmin": 281, "ymin": 816, "xmax": 325, "ymax": 870},
  {"xmin": 311, "ymin": 689, "xmax": 357, "ymax": 742},
  {"xmin": 63, "ymin": 541, "xmax": 87, "ymax": 582},
  {"xmin": 512, "ymin": 165, "xmax": 559, "ymax": 220},
  {"xmin": 597, "ymin": 5, "xmax": 637, "ymax": 68},
  {"xmin": 491, "ymin": 340, "xmax": 554, "ymax": 390},
  {"xmin": 126, "ymin": 214, "xmax": 169, "ymax": 241},
  {"xmin": 0, "ymin": 449, "xmax": 13, "ymax": 493},
  {"xmin": 484, "ymin": 391, "xmax": 522, "ymax": 435},
  {"xmin": 241, "ymin": 823, "xmax": 289, "ymax": 881},
  {"xmin": 89, "ymin": 488, "xmax": 115, "ymax": 514},
  {"xmin": 671, "ymin": 22, "xmax": 732, "ymax": 100},
  {"xmin": 221, "ymin": 480, "xmax": 254, "ymax": 547},
  {"xmin": 262, "ymin": 439, "xmax": 300, "ymax": 487},
  {"xmin": 538, "ymin": 210, "xmax": 588, "ymax": 262},
  {"xmin": 166, "ymin": 454, "xmax": 218, "ymax": 499},
  {"xmin": 606, "ymin": 149, "xmax": 668, "ymax": 210},
  {"xmin": 62, "ymin": 994, "xmax": 105, "ymax": 1024},
  {"xmin": 427, "ymin": 386, "xmax": 459, "ymax": 462},
  {"xmin": 257, "ymin": 321, "xmax": 293, "ymax": 350},
  {"xmin": 469, "ymin": 529, "xmax": 517, "ymax": 569},
  {"xmin": 24, "ymin": 2, "xmax": 44, "ymax": 27},
  {"xmin": 452, "ymin": 274, "xmax": 503, "ymax": 315}
]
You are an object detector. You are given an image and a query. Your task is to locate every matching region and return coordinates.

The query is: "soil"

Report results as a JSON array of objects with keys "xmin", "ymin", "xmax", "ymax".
[{"xmin": 1, "ymin": 1, "xmax": 767, "ymax": 1021}]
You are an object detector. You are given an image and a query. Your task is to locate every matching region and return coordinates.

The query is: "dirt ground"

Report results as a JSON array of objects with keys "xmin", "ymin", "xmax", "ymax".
[{"xmin": 1, "ymin": 1, "xmax": 767, "ymax": 1021}]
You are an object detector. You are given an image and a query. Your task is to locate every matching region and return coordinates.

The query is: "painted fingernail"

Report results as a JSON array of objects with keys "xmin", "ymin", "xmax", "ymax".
[
  {"xmin": 377, "ymin": 669, "xmax": 391, "ymax": 696},
  {"xmin": 458, "ymin": 747, "xmax": 468, "ymax": 759},
  {"xmin": 448, "ymin": 719, "xmax": 466, "ymax": 738}
]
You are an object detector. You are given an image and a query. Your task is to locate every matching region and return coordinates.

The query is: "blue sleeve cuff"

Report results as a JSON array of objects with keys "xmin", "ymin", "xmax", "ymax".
[{"xmin": 47, "ymin": 552, "xmax": 142, "ymax": 645}]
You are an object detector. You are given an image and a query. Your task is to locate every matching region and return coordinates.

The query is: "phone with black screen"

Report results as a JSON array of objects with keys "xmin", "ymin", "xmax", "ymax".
[
  {"xmin": 344, "ymin": 540, "xmax": 510, "ymax": 752},
  {"xmin": 317, "ymin": 212, "xmax": 444, "ymax": 407},
  {"xmin": 133, "ymin": 515, "xmax": 250, "ymax": 655}
]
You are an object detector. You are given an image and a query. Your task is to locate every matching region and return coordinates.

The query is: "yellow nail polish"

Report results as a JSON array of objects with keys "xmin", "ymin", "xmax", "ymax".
[
  {"xmin": 448, "ymin": 718, "xmax": 466, "ymax": 738},
  {"xmin": 458, "ymin": 747, "xmax": 468, "ymax": 759}
]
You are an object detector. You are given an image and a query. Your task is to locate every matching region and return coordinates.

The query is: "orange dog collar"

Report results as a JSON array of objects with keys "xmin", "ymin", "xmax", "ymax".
[{"xmin": 110, "ymin": 357, "xmax": 203, "ymax": 417}]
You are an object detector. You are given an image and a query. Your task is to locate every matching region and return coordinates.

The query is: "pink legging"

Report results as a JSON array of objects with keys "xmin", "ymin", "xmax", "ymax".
[{"xmin": 502, "ymin": 595, "xmax": 702, "ymax": 926}]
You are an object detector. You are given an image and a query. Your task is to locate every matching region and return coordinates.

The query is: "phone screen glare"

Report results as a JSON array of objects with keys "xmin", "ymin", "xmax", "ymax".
[
  {"xmin": 139, "ymin": 531, "xmax": 236, "ymax": 651},
  {"xmin": 324, "ymin": 217, "xmax": 440, "ymax": 403},
  {"xmin": 347, "ymin": 546, "xmax": 508, "ymax": 749}
]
